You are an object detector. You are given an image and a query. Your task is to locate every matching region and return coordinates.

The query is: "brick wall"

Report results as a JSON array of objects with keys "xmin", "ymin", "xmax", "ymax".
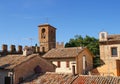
[
  {"xmin": 76, "ymin": 48, "xmax": 93, "ymax": 74},
  {"xmin": 38, "ymin": 24, "xmax": 56, "ymax": 53},
  {"xmin": 13, "ymin": 55, "xmax": 55, "ymax": 84}
]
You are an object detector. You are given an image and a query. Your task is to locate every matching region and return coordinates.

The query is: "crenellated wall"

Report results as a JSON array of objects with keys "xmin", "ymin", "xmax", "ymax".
[
  {"xmin": 0, "ymin": 44, "xmax": 40, "ymax": 56},
  {"xmin": 56, "ymin": 42, "xmax": 64, "ymax": 48}
]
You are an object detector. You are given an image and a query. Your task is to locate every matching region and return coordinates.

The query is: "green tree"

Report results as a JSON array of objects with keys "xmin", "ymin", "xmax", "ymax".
[{"xmin": 65, "ymin": 35, "xmax": 100, "ymax": 68}]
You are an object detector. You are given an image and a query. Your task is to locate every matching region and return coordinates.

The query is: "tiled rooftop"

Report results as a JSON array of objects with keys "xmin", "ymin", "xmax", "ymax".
[
  {"xmin": 72, "ymin": 75, "xmax": 120, "ymax": 84},
  {"xmin": 23, "ymin": 73, "xmax": 120, "ymax": 84},
  {"xmin": 108, "ymin": 34, "xmax": 120, "ymax": 41},
  {"xmin": 23, "ymin": 72, "xmax": 75, "ymax": 84},
  {"xmin": 43, "ymin": 47, "xmax": 84, "ymax": 58},
  {"xmin": 0, "ymin": 54, "xmax": 38, "ymax": 70}
]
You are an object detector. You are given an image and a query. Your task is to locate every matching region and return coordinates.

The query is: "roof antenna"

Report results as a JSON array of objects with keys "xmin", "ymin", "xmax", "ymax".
[
  {"xmin": 45, "ymin": 17, "xmax": 49, "ymax": 24},
  {"xmin": 100, "ymin": 28, "xmax": 104, "ymax": 32}
]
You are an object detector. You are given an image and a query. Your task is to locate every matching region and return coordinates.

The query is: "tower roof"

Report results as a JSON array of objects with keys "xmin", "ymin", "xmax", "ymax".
[{"xmin": 38, "ymin": 23, "xmax": 56, "ymax": 29}]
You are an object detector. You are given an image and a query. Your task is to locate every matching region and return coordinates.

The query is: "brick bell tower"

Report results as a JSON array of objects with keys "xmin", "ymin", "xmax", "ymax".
[{"xmin": 38, "ymin": 24, "xmax": 56, "ymax": 53}]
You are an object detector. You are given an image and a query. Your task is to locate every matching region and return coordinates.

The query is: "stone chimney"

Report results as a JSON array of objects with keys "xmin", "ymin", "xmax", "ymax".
[
  {"xmin": 36, "ymin": 46, "xmax": 40, "ymax": 53},
  {"xmin": 2, "ymin": 44, "xmax": 8, "ymax": 52},
  {"xmin": 10, "ymin": 45, "xmax": 16, "ymax": 53},
  {"xmin": 2, "ymin": 44, "xmax": 8, "ymax": 56},
  {"xmin": 18, "ymin": 45, "xmax": 22, "ymax": 53},
  {"xmin": 23, "ymin": 46, "xmax": 33, "ymax": 56}
]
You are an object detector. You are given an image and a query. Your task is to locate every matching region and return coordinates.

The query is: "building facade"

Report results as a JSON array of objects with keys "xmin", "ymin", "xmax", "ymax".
[
  {"xmin": 0, "ymin": 54, "xmax": 55, "ymax": 84},
  {"xmin": 43, "ymin": 47, "xmax": 93, "ymax": 74},
  {"xmin": 91, "ymin": 31, "xmax": 120, "ymax": 76}
]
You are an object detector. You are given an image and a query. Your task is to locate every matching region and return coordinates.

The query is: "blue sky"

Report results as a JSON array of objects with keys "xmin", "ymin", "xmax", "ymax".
[{"xmin": 0, "ymin": 0, "xmax": 120, "ymax": 48}]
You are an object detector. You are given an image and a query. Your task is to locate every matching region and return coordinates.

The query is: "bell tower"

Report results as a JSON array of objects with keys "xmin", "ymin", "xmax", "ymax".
[{"xmin": 38, "ymin": 24, "xmax": 56, "ymax": 53}]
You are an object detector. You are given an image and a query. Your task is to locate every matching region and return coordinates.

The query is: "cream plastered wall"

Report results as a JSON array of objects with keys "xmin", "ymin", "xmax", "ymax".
[{"xmin": 52, "ymin": 60, "xmax": 77, "ymax": 73}]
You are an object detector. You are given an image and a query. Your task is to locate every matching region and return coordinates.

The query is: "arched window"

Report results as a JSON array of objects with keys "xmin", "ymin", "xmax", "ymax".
[
  {"xmin": 42, "ymin": 28, "xmax": 45, "ymax": 33},
  {"xmin": 83, "ymin": 55, "xmax": 87, "ymax": 74},
  {"xmin": 34, "ymin": 65, "xmax": 41, "ymax": 73},
  {"xmin": 41, "ymin": 28, "xmax": 46, "ymax": 39},
  {"xmin": 83, "ymin": 56, "xmax": 86, "ymax": 69},
  {"xmin": 101, "ymin": 33, "xmax": 105, "ymax": 39}
]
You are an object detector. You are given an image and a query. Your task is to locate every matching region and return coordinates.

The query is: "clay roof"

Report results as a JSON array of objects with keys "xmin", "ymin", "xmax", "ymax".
[
  {"xmin": 72, "ymin": 75, "xmax": 120, "ymax": 84},
  {"xmin": 108, "ymin": 34, "xmax": 120, "ymax": 41},
  {"xmin": 23, "ymin": 72, "xmax": 74, "ymax": 84},
  {"xmin": 0, "ymin": 54, "xmax": 38, "ymax": 70},
  {"xmin": 38, "ymin": 23, "xmax": 56, "ymax": 29},
  {"xmin": 43, "ymin": 47, "xmax": 84, "ymax": 59},
  {"xmin": 23, "ymin": 73, "xmax": 120, "ymax": 84}
]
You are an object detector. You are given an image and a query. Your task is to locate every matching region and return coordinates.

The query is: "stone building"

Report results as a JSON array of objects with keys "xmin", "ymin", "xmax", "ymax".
[
  {"xmin": 43, "ymin": 47, "xmax": 93, "ymax": 74},
  {"xmin": 38, "ymin": 24, "xmax": 56, "ymax": 53},
  {"xmin": 91, "ymin": 31, "xmax": 120, "ymax": 76},
  {"xmin": 0, "ymin": 49, "xmax": 55, "ymax": 84},
  {"xmin": 38, "ymin": 24, "xmax": 64, "ymax": 54}
]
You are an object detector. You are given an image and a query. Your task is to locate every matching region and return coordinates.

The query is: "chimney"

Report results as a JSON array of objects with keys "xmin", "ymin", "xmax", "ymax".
[
  {"xmin": 2, "ymin": 44, "xmax": 8, "ymax": 52},
  {"xmin": 23, "ymin": 46, "xmax": 33, "ymax": 56},
  {"xmin": 36, "ymin": 46, "xmax": 40, "ymax": 53},
  {"xmin": 18, "ymin": 45, "xmax": 23, "ymax": 53},
  {"xmin": 10, "ymin": 45, "xmax": 16, "ymax": 53},
  {"xmin": 2, "ymin": 44, "xmax": 8, "ymax": 56}
]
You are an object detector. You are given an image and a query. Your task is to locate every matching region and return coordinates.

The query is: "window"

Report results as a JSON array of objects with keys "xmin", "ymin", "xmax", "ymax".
[
  {"xmin": 83, "ymin": 56, "xmax": 86, "ymax": 70},
  {"xmin": 57, "ymin": 61, "xmax": 60, "ymax": 67},
  {"xmin": 66, "ymin": 61, "xmax": 70, "ymax": 68},
  {"xmin": 111, "ymin": 47, "xmax": 118, "ymax": 57},
  {"xmin": 101, "ymin": 33, "xmax": 105, "ymax": 39},
  {"xmin": 34, "ymin": 65, "xmax": 41, "ymax": 74},
  {"xmin": 42, "ymin": 28, "xmax": 45, "ymax": 33},
  {"xmin": 41, "ymin": 28, "xmax": 46, "ymax": 39}
]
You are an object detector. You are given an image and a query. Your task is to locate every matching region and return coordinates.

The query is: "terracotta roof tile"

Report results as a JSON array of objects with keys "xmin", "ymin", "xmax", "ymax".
[
  {"xmin": 72, "ymin": 75, "xmax": 120, "ymax": 84},
  {"xmin": 108, "ymin": 34, "xmax": 120, "ymax": 41},
  {"xmin": 23, "ymin": 72, "xmax": 75, "ymax": 84},
  {"xmin": 0, "ymin": 54, "xmax": 38, "ymax": 70},
  {"xmin": 43, "ymin": 47, "xmax": 84, "ymax": 58}
]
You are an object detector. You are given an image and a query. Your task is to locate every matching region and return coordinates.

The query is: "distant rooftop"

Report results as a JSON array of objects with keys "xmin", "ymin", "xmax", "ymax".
[
  {"xmin": 108, "ymin": 34, "xmax": 120, "ymax": 41},
  {"xmin": 73, "ymin": 75, "xmax": 120, "ymax": 84},
  {"xmin": 0, "ymin": 54, "xmax": 38, "ymax": 70},
  {"xmin": 43, "ymin": 47, "xmax": 84, "ymax": 59},
  {"xmin": 23, "ymin": 72, "xmax": 120, "ymax": 84},
  {"xmin": 23, "ymin": 72, "xmax": 74, "ymax": 84}
]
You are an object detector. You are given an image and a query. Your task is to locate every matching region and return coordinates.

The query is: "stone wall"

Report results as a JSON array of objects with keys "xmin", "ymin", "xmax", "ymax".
[
  {"xmin": 0, "ymin": 44, "xmax": 40, "ymax": 56},
  {"xmin": 76, "ymin": 48, "xmax": 93, "ymax": 75},
  {"xmin": 38, "ymin": 24, "xmax": 56, "ymax": 53},
  {"xmin": 90, "ymin": 59, "xmax": 120, "ymax": 76},
  {"xmin": 14, "ymin": 55, "xmax": 55, "ymax": 84},
  {"xmin": 56, "ymin": 42, "xmax": 64, "ymax": 48},
  {"xmin": 100, "ymin": 44, "xmax": 120, "ymax": 62}
]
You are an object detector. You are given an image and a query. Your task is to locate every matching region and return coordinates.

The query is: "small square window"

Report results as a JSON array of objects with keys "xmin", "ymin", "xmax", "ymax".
[
  {"xmin": 57, "ymin": 61, "xmax": 60, "ymax": 67},
  {"xmin": 66, "ymin": 61, "xmax": 69, "ymax": 68},
  {"xmin": 111, "ymin": 47, "xmax": 118, "ymax": 57}
]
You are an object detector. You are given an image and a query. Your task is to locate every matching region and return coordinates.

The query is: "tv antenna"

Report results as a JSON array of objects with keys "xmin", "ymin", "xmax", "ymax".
[
  {"xmin": 23, "ymin": 38, "xmax": 34, "ymax": 46},
  {"xmin": 45, "ymin": 17, "xmax": 49, "ymax": 23}
]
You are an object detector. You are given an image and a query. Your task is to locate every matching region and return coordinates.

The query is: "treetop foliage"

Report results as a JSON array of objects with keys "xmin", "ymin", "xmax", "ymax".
[{"xmin": 65, "ymin": 35, "xmax": 99, "ymax": 56}]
